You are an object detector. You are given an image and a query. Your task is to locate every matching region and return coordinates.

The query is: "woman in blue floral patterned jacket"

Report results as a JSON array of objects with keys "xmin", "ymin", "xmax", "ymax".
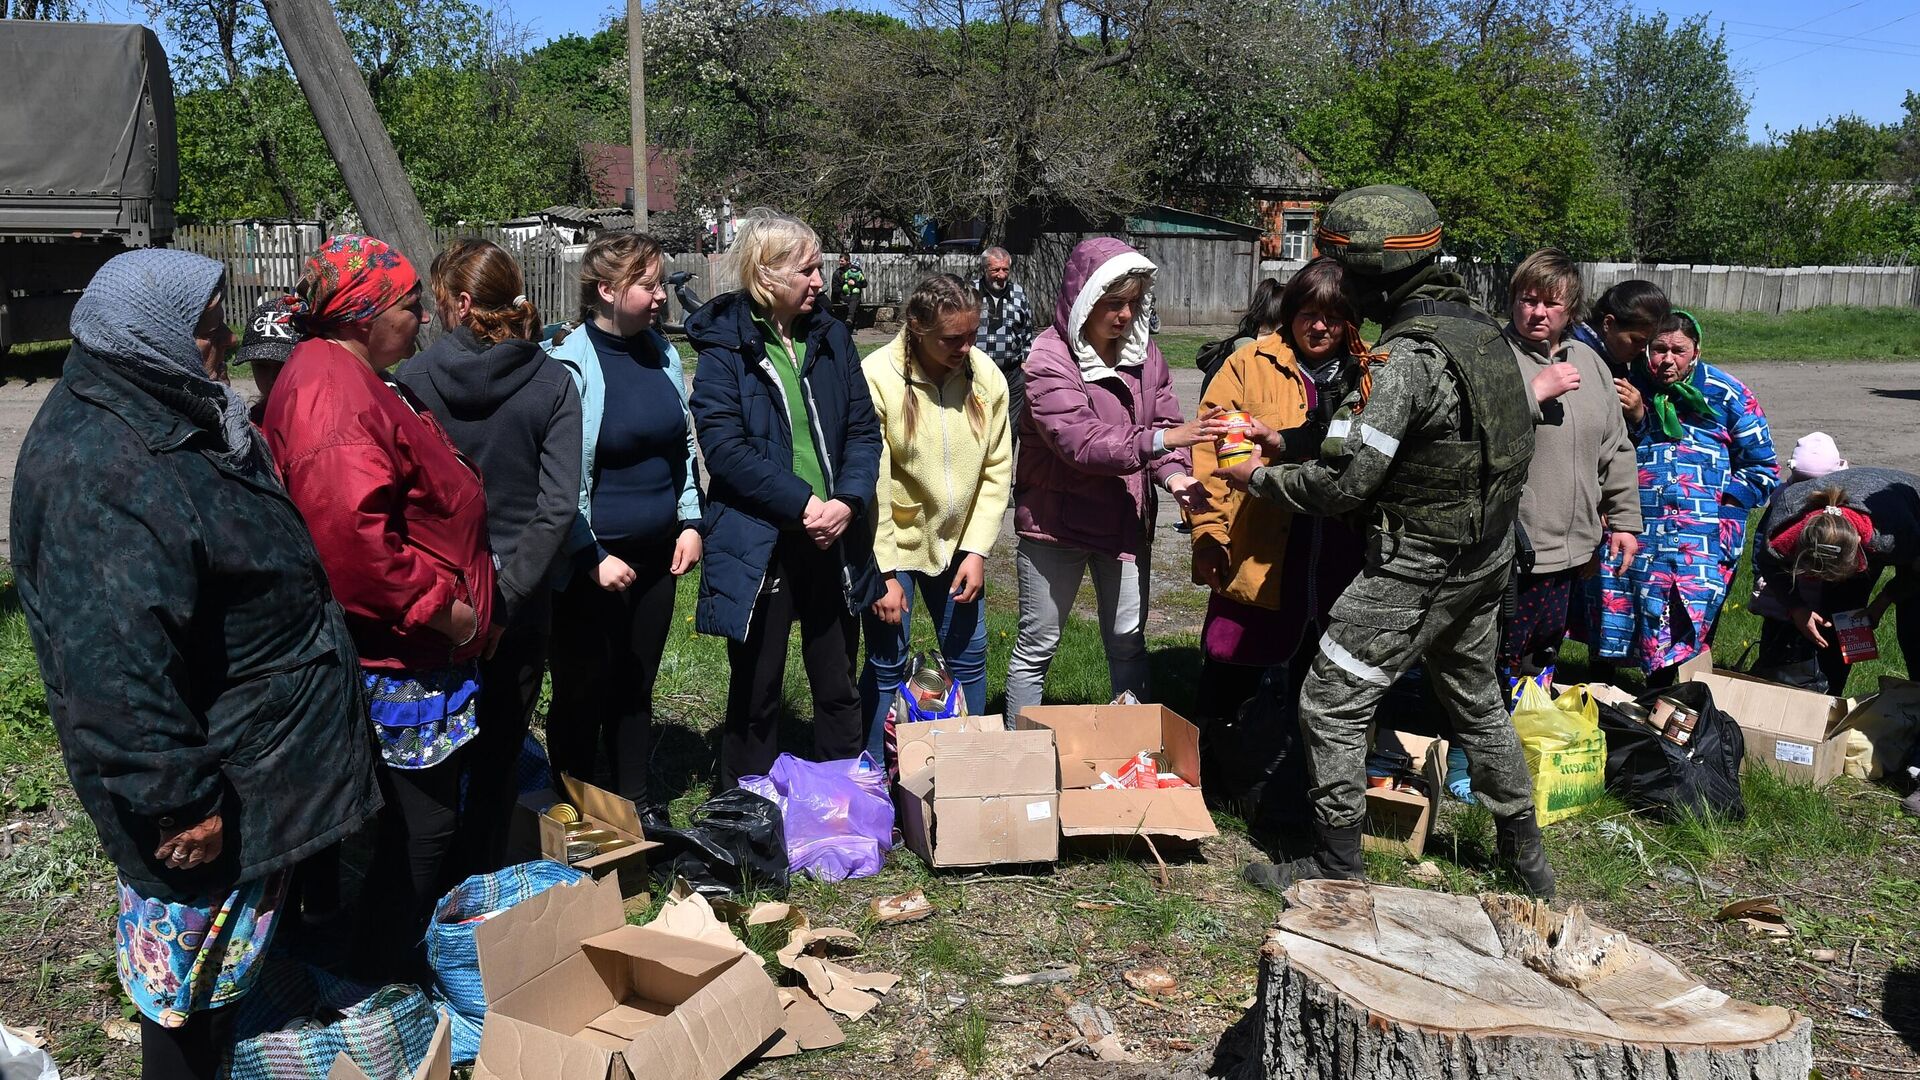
[{"xmin": 1591, "ymin": 311, "xmax": 1778, "ymax": 683}]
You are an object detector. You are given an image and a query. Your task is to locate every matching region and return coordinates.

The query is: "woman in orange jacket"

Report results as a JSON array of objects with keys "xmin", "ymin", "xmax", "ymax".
[{"xmin": 1187, "ymin": 258, "xmax": 1370, "ymax": 847}]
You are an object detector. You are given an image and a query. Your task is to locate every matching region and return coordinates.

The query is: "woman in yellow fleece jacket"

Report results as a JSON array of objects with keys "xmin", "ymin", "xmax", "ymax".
[{"xmin": 859, "ymin": 273, "xmax": 1013, "ymax": 758}]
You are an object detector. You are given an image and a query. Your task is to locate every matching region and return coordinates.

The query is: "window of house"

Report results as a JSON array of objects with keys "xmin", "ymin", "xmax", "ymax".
[{"xmin": 1281, "ymin": 212, "xmax": 1314, "ymax": 261}]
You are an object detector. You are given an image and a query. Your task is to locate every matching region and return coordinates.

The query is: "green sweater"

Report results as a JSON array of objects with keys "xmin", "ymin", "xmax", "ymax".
[{"xmin": 754, "ymin": 313, "xmax": 829, "ymax": 501}]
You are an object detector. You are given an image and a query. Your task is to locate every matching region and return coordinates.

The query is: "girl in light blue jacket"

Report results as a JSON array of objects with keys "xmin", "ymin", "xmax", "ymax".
[{"xmin": 542, "ymin": 233, "xmax": 702, "ymax": 826}]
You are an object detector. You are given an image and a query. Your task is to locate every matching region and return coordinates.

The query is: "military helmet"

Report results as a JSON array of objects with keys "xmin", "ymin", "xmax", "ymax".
[{"xmin": 1315, "ymin": 185, "xmax": 1443, "ymax": 276}]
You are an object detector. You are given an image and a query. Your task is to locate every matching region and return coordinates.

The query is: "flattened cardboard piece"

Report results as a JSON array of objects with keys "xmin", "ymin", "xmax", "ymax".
[
  {"xmin": 1016, "ymin": 704, "xmax": 1214, "ymax": 842},
  {"xmin": 473, "ymin": 874, "xmax": 626, "ymax": 1003},
  {"xmin": 788, "ymin": 955, "xmax": 882, "ymax": 1020},
  {"xmin": 1360, "ymin": 732, "xmax": 1448, "ymax": 859},
  {"xmin": 1690, "ymin": 669, "xmax": 1859, "ymax": 785},
  {"xmin": 644, "ymin": 885, "xmax": 748, "ymax": 955},
  {"xmin": 328, "ymin": 1014, "xmax": 451, "ymax": 1080},
  {"xmin": 776, "ymin": 988, "xmax": 846, "ymax": 1052}
]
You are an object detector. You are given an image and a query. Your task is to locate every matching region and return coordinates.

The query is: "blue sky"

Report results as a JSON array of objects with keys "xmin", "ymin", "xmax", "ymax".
[
  {"xmin": 521, "ymin": 0, "xmax": 1917, "ymax": 141},
  {"xmin": 104, "ymin": 0, "xmax": 1916, "ymax": 142}
]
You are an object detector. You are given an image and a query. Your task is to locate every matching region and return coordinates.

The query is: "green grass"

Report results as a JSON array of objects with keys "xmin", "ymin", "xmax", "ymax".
[
  {"xmin": 1155, "ymin": 307, "xmax": 1920, "ymax": 367},
  {"xmin": 1691, "ymin": 306, "xmax": 1920, "ymax": 362}
]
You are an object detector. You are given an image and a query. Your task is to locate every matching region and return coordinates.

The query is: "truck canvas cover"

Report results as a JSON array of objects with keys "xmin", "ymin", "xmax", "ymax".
[{"xmin": 0, "ymin": 22, "xmax": 177, "ymax": 207}]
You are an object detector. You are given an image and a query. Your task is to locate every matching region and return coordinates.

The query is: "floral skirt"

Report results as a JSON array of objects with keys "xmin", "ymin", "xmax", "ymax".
[
  {"xmin": 363, "ymin": 664, "xmax": 480, "ymax": 770},
  {"xmin": 116, "ymin": 871, "xmax": 289, "ymax": 1026}
]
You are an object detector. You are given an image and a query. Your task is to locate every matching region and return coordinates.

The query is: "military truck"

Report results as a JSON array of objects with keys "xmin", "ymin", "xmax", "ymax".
[{"xmin": 0, "ymin": 22, "xmax": 177, "ymax": 357}]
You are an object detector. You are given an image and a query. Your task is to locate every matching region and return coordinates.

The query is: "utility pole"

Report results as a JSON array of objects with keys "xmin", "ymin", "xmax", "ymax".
[
  {"xmin": 263, "ymin": 0, "xmax": 436, "ymax": 278},
  {"xmin": 628, "ymin": 0, "xmax": 649, "ymax": 232}
]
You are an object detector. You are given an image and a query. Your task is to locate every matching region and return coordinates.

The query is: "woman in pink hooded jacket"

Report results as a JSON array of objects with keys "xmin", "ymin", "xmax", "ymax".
[{"xmin": 1004, "ymin": 238, "xmax": 1222, "ymax": 718}]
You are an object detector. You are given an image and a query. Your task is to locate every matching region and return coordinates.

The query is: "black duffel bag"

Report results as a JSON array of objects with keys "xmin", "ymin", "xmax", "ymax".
[{"xmin": 1597, "ymin": 680, "xmax": 1746, "ymax": 821}]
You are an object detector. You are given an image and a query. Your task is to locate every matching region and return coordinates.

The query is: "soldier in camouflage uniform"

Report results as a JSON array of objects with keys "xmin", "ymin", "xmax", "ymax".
[{"xmin": 1219, "ymin": 185, "xmax": 1556, "ymax": 898}]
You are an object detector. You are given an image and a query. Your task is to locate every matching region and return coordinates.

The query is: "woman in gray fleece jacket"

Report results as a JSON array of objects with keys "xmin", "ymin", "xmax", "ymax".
[{"xmin": 1499, "ymin": 250, "xmax": 1642, "ymax": 684}]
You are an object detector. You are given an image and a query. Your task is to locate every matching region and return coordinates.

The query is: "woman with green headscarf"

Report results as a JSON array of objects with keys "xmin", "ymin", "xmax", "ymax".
[{"xmin": 1591, "ymin": 311, "xmax": 1780, "ymax": 684}]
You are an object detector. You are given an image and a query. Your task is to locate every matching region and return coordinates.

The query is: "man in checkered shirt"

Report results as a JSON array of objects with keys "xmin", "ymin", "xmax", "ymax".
[{"xmin": 976, "ymin": 246, "xmax": 1034, "ymax": 446}]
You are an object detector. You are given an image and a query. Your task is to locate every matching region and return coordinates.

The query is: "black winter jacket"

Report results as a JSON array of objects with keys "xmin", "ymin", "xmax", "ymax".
[
  {"xmin": 686, "ymin": 291, "xmax": 884, "ymax": 641},
  {"xmin": 395, "ymin": 328, "xmax": 584, "ymax": 626},
  {"xmin": 10, "ymin": 349, "xmax": 380, "ymax": 900}
]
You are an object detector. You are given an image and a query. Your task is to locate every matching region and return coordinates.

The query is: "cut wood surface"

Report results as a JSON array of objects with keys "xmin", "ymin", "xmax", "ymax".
[{"xmin": 1251, "ymin": 880, "xmax": 1811, "ymax": 1080}]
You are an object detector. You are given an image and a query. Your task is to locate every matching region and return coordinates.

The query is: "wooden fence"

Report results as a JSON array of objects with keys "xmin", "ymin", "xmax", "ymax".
[
  {"xmin": 178, "ymin": 224, "xmax": 1920, "ymax": 331},
  {"xmin": 1457, "ymin": 260, "xmax": 1920, "ymax": 316}
]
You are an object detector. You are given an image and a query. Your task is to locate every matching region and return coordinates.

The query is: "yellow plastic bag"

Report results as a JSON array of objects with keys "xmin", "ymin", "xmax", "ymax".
[{"xmin": 1510, "ymin": 681, "xmax": 1607, "ymax": 825}]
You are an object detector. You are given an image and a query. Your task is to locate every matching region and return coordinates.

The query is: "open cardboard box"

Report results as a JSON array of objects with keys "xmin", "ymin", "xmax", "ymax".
[
  {"xmin": 472, "ymin": 875, "xmax": 783, "ymax": 1080},
  {"xmin": 1361, "ymin": 730, "xmax": 1448, "ymax": 859},
  {"xmin": 1689, "ymin": 667, "xmax": 1863, "ymax": 785},
  {"xmin": 894, "ymin": 714, "xmax": 1059, "ymax": 868},
  {"xmin": 1014, "ymin": 704, "xmax": 1215, "ymax": 845},
  {"xmin": 329, "ymin": 1014, "xmax": 450, "ymax": 1080},
  {"xmin": 511, "ymin": 774, "xmax": 664, "ymax": 905}
]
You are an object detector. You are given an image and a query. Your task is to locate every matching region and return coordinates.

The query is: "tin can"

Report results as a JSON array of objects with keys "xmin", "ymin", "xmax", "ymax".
[
  {"xmin": 909, "ymin": 667, "xmax": 954, "ymax": 711},
  {"xmin": 595, "ymin": 838, "xmax": 634, "ymax": 855},
  {"xmin": 1649, "ymin": 696, "xmax": 1682, "ymax": 732},
  {"xmin": 1615, "ymin": 701, "xmax": 1655, "ymax": 730},
  {"xmin": 565, "ymin": 839, "xmax": 599, "ymax": 864},
  {"xmin": 571, "ymin": 828, "xmax": 616, "ymax": 845},
  {"xmin": 1215, "ymin": 410, "xmax": 1256, "ymax": 468},
  {"xmin": 547, "ymin": 803, "xmax": 579, "ymax": 824},
  {"xmin": 1662, "ymin": 704, "xmax": 1700, "ymax": 746}
]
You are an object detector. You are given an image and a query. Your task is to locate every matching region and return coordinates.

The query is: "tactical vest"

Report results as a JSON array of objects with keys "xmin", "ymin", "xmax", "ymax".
[{"xmin": 1369, "ymin": 298, "xmax": 1536, "ymax": 546}]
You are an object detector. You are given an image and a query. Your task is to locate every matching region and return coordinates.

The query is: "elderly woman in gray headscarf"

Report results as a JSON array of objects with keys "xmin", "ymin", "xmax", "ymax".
[{"xmin": 10, "ymin": 249, "xmax": 378, "ymax": 1080}]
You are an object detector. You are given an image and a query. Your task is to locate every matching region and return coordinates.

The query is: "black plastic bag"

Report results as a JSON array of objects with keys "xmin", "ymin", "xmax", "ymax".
[
  {"xmin": 1199, "ymin": 671, "xmax": 1315, "ymax": 857},
  {"xmin": 1598, "ymin": 680, "xmax": 1746, "ymax": 821},
  {"xmin": 644, "ymin": 788, "xmax": 790, "ymax": 898}
]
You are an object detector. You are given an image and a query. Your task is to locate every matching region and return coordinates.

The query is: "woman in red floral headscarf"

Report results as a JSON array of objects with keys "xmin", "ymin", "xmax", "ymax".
[{"xmin": 262, "ymin": 235, "xmax": 496, "ymax": 981}]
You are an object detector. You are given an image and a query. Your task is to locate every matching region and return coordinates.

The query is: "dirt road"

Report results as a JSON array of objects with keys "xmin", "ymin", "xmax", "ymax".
[{"xmin": 1, "ymin": 358, "xmax": 1915, "ymax": 560}]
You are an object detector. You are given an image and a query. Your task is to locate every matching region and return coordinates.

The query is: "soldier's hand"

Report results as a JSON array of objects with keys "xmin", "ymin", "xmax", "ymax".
[
  {"xmin": 1216, "ymin": 458, "xmax": 1260, "ymax": 492},
  {"xmin": 1532, "ymin": 362, "xmax": 1581, "ymax": 403}
]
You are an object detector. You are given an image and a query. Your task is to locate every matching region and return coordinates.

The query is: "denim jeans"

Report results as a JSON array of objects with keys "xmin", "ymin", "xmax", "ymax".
[{"xmin": 859, "ymin": 561, "xmax": 989, "ymax": 759}]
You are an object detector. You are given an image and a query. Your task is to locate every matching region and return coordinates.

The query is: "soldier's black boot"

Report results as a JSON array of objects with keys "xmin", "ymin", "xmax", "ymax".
[
  {"xmin": 1241, "ymin": 820, "xmax": 1366, "ymax": 894},
  {"xmin": 1495, "ymin": 809, "xmax": 1556, "ymax": 900}
]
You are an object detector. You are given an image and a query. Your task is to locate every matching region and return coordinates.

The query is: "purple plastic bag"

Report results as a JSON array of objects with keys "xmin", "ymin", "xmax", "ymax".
[{"xmin": 739, "ymin": 753, "xmax": 893, "ymax": 881}]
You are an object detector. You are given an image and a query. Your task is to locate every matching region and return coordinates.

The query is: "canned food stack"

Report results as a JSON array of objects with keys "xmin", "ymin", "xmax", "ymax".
[{"xmin": 547, "ymin": 803, "xmax": 636, "ymax": 864}]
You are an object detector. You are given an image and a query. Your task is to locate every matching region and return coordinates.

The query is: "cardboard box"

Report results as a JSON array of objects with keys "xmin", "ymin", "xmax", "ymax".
[
  {"xmin": 473, "ymin": 875, "xmax": 783, "ymax": 1080},
  {"xmin": 894, "ymin": 715, "xmax": 1059, "ymax": 868},
  {"xmin": 512, "ymin": 775, "xmax": 664, "ymax": 904},
  {"xmin": 1361, "ymin": 731, "xmax": 1448, "ymax": 858},
  {"xmin": 329, "ymin": 1015, "xmax": 450, "ymax": 1080},
  {"xmin": 1689, "ymin": 669, "xmax": 1860, "ymax": 784},
  {"xmin": 1014, "ymin": 704, "xmax": 1215, "ymax": 844}
]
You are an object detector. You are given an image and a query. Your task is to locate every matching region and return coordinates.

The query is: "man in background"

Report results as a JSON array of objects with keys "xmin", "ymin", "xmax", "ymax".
[{"xmin": 976, "ymin": 246, "xmax": 1033, "ymax": 445}]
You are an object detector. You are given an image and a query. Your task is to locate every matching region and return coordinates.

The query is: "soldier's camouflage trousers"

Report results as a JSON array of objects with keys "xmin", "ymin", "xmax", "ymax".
[{"xmin": 1296, "ymin": 557, "xmax": 1534, "ymax": 827}]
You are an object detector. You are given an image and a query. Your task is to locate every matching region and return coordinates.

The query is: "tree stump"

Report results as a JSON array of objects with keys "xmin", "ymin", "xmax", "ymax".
[{"xmin": 1250, "ymin": 880, "xmax": 1810, "ymax": 1080}]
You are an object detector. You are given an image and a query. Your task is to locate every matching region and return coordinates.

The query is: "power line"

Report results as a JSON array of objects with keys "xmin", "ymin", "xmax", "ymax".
[
  {"xmin": 1721, "ymin": 16, "xmax": 1920, "ymax": 51},
  {"xmin": 1723, "ymin": 0, "xmax": 1868, "ymax": 53},
  {"xmin": 1750, "ymin": 7, "xmax": 1920, "ymax": 72},
  {"xmin": 1723, "ymin": 29, "xmax": 1920, "ymax": 61}
]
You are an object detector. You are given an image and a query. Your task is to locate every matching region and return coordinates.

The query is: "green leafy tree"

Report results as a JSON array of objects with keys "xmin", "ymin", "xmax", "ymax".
[
  {"xmin": 1677, "ymin": 118, "xmax": 1912, "ymax": 265},
  {"xmin": 1291, "ymin": 31, "xmax": 1625, "ymax": 260},
  {"xmin": 1587, "ymin": 12, "xmax": 1747, "ymax": 260}
]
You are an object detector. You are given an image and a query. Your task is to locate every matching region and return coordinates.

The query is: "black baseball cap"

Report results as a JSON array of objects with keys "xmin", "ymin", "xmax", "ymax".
[{"xmin": 236, "ymin": 297, "xmax": 298, "ymax": 365}]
